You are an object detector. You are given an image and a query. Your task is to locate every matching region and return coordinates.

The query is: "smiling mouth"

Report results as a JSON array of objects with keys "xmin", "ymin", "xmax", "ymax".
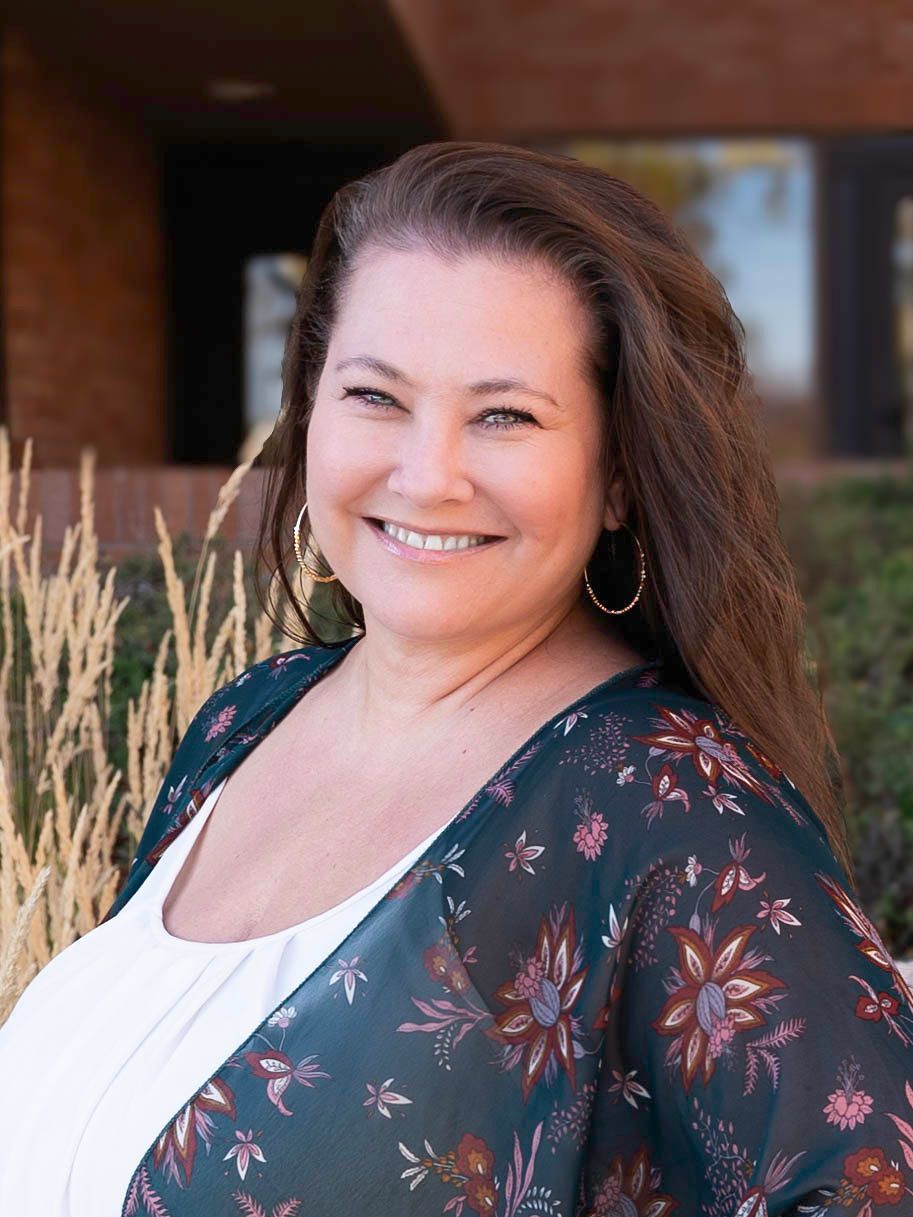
[
  {"xmin": 365, "ymin": 518, "xmax": 506, "ymax": 554},
  {"xmin": 366, "ymin": 517, "xmax": 504, "ymax": 541}
]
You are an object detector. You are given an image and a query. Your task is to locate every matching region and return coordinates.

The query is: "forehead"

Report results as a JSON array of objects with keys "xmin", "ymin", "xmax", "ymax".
[{"xmin": 330, "ymin": 246, "xmax": 593, "ymax": 388}]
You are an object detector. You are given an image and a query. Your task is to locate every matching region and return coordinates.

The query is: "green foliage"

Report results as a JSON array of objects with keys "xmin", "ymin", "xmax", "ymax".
[{"xmin": 780, "ymin": 469, "xmax": 913, "ymax": 956}]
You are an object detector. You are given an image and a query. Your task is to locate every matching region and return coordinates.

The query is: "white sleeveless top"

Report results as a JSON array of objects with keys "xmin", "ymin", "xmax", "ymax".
[{"xmin": 0, "ymin": 776, "xmax": 453, "ymax": 1216}]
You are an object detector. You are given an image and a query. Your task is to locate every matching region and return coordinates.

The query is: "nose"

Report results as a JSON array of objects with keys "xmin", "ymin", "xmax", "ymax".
[{"xmin": 385, "ymin": 415, "xmax": 474, "ymax": 507}]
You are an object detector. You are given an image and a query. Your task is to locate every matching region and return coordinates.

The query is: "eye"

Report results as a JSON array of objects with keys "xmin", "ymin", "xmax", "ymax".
[
  {"xmin": 340, "ymin": 386, "xmax": 537, "ymax": 432},
  {"xmin": 480, "ymin": 409, "xmax": 537, "ymax": 432},
  {"xmin": 341, "ymin": 386, "xmax": 398, "ymax": 410}
]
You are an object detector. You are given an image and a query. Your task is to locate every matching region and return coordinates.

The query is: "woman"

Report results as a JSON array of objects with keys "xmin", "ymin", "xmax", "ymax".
[{"xmin": 2, "ymin": 140, "xmax": 912, "ymax": 1216}]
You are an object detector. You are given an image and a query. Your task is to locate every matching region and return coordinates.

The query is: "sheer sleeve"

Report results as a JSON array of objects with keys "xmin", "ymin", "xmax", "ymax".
[{"xmin": 579, "ymin": 767, "xmax": 913, "ymax": 1216}]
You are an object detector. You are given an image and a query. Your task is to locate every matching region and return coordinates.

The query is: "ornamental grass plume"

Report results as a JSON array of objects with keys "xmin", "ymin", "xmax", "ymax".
[{"xmin": 0, "ymin": 428, "xmax": 283, "ymax": 1025}]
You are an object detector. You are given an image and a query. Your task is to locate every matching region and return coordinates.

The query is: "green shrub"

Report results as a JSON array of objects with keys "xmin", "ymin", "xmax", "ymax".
[{"xmin": 780, "ymin": 470, "xmax": 913, "ymax": 956}]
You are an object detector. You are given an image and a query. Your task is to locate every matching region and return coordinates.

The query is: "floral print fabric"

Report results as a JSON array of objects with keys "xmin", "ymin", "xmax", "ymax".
[{"xmin": 97, "ymin": 637, "xmax": 913, "ymax": 1216}]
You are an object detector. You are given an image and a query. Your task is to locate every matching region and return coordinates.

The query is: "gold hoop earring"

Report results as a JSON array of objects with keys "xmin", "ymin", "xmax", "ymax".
[
  {"xmin": 293, "ymin": 501, "xmax": 338, "ymax": 583},
  {"xmin": 583, "ymin": 520, "xmax": 646, "ymax": 616}
]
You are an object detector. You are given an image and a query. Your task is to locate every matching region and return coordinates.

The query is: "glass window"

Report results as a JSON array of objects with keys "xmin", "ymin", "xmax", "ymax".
[
  {"xmin": 241, "ymin": 253, "xmax": 308, "ymax": 462},
  {"xmin": 534, "ymin": 138, "xmax": 816, "ymax": 455}
]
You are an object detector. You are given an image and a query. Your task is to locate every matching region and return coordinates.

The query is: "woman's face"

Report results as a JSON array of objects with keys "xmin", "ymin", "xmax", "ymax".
[{"xmin": 306, "ymin": 245, "xmax": 624, "ymax": 645}]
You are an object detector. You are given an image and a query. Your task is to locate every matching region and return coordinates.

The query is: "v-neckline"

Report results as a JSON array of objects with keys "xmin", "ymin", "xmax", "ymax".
[
  {"xmin": 118, "ymin": 637, "xmax": 664, "ymax": 1217},
  {"xmin": 118, "ymin": 635, "xmax": 662, "ymax": 932},
  {"xmin": 189, "ymin": 633, "xmax": 663, "ymax": 939}
]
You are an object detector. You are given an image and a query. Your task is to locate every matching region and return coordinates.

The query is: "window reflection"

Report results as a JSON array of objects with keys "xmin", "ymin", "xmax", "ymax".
[
  {"xmin": 242, "ymin": 253, "xmax": 307, "ymax": 463},
  {"xmin": 535, "ymin": 138, "xmax": 815, "ymax": 456}
]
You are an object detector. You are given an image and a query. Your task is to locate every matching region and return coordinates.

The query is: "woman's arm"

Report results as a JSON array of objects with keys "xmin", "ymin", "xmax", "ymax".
[{"xmin": 581, "ymin": 767, "xmax": 913, "ymax": 1215}]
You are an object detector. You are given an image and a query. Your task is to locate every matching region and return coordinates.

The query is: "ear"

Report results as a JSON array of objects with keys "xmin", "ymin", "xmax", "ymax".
[{"xmin": 603, "ymin": 473, "xmax": 628, "ymax": 532}]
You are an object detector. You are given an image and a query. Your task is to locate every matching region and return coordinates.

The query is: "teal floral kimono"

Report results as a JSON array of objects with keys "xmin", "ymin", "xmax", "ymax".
[{"xmin": 100, "ymin": 635, "xmax": 913, "ymax": 1216}]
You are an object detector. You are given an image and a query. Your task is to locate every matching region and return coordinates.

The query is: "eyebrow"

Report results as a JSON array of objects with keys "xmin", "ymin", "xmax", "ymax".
[{"xmin": 333, "ymin": 355, "xmax": 563, "ymax": 410}]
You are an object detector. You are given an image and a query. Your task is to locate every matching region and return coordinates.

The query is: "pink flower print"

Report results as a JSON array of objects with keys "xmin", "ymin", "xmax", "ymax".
[
  {"xmin": 685, "ymin": 855, "xmax": 702, "ymax": 886},
  {"xmin": 824, "ymin": 1087, "xmax": 874, "ymax": 1130},
  {"xmin": 267, "ymin": 1005, "xmax": 297, "ymax": 1028},
  {"xmin": 204, "ymin": 702, "xmax": 238, "ymax": 741},
  {"xmin": 505, "ymin": 829, "xmax": 545, "ymax": 876},
  {"xmin": 706, "ymin": 1009, "xmax": 738, "ymax": 1060},
  {"xmin": 616, "ymin": 764, "xmax": 635, "ymax": 785},
  {"xmin": 223, "ymin": 1129, "xmax": 266, "ymax": 1180},
  {"xmin": 514, "ymin": 956, "xmax": 546, "ymax": 1001},
  {"xmin": 757, "ymin": 897, "xmax": 802, "ymax": 934},
  {"xmin": 573, "ymin": 812, "xmax": 608, "ymax": 860},
  {"xmin": 329, "ymin": 955, "xmax": 368, "ymax": 1005},
  {"xmin": 363, "ymin": 1077, "xmax": 413, "ymax": 1119},
  {"xmin": 824, "ymin": 1057, "xmax": 875, "ymax": 1132}
]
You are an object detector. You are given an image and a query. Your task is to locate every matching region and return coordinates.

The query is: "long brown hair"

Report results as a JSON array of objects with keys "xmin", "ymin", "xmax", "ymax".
[{"xmin": 254, "ymin": 139, "xmax": 855, "ymax": 889}]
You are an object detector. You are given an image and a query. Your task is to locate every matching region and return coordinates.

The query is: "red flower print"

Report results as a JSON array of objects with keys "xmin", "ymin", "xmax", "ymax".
[
  {"xmin": 151, "ymin": 1077, "xmax": 236, "ymax": 1187},
  {"xmin": 397, "ymin": 1129, "xmax": 501, "ymax": 1213},
  {"xmin": 857, "ymin": 991, "xmax": 901, "ymax": 1021},
  {"xmin": 845, "ymin": 1146, "xmax": 908, "ymax": 1205},
  {"xmin": 711, "ymin": 833, "xmax": 767, "ymax": 913},
  {"xmin": 816, "ymin": 871, "xmax": 913, "ymax": 1015},
  {"xmin": 455, "ymin": 1132, "xmax": 495, "ymax": 1179},
  {"xmin": 244, "ymin": 1048, "xmax": 330, "ymax": 1117},
  {"xmin": 652, "ymin": 923, "xmax": 786, "ymax": 1094},
  {"xmin": 641, "ymin": 761, "xmax": 691, "ymax": 826},
  {"xmin": 583, "ymin": 1144, "xmax": 676, "ymax": 1216},
  {"xmin": 488, "ymin": 903, "xmax": 588, "ymax": 1101},
  {"xmin": 423, "ymin": 936, "xmax": 473, "ymax": 994},
  {"xmin": 146, "ymin": 782, "xmax": 214, "ymax": 865},
  {"xmin": 464, "ymin": 1173, "xmax": 499, "ymax": 1214},
  {"xmin": 632, "ymin": 706, "xmax": 773, "ymax": 804}
]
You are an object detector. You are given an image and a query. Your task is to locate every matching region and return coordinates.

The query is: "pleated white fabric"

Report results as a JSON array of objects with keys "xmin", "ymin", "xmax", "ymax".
[{"xmin": 0, "ymin": 776, "xmax": 450, "ymax": 1216}]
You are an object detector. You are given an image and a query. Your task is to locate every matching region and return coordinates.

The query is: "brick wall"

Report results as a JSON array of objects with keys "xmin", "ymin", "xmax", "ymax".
[
  {"xmin": 1, "ymin": 28, "xmax": 166, "ymax": 468},
  {"xmin": 389, "ymin": 0, "xmax": 913, "ymax": 139}
]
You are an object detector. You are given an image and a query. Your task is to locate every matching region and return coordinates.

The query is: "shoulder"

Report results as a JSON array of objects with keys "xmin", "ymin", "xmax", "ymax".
[
  {"xmin": 151, "ymin": 643, "xmax": 331, "ymax": 821},
  {"xmin": 547, "ymin": 674, "xmax": 848, "ymax": 893},
  {"xmin": 185, "ymin": 643, "xmax": 332, "ymax": 746}
]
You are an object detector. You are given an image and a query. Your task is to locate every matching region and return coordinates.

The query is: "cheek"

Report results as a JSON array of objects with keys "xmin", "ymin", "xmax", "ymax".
[
  {"xmin": 505, "ymin": 457, "xmax": 593, "ymax": 543},
  {"xmin": 306, "ymin": 415, "xmax": 375, "ymax": 498}
]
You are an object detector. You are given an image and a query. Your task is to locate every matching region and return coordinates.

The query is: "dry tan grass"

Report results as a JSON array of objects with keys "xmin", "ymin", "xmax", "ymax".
[{"xmin": 0, "ymin": 430, "xmax": 287, "ymax": 1025}]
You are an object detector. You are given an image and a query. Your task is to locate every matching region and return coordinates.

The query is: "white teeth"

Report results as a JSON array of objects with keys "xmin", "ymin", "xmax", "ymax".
[{"xmin": 379, "ymin": 521, "xmax": 492, "ymax": 551}]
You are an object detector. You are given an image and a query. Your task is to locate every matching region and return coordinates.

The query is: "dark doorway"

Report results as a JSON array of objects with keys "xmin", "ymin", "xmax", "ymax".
[
  {"xmin": 164, "ymin": 140, "xmax": 436, "ymax": 465},
  {"xmin": 819, "ymin": 134, "xmax": 913, "ymax": 457}
]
